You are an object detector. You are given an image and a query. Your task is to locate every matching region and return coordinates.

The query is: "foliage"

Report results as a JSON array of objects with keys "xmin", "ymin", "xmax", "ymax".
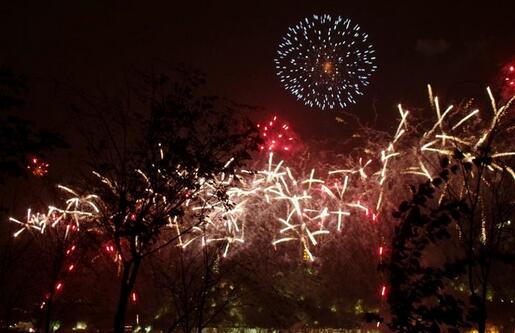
[
  {"xmin": 385, "ymin": 90, "xmax": 515, "ymax": 333},
  {"xmin": 387, "ymin": 165, "xmax": 468, "ymax": 332}
]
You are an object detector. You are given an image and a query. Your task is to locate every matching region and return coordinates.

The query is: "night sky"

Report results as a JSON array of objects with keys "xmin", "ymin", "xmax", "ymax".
[
  {"xmin": 1, "ymin": 0, "xmax": 515, "ymax": 140},
  {"xmin": 2, "ymin": 3, "xmax": 515, "ymax": 330}
]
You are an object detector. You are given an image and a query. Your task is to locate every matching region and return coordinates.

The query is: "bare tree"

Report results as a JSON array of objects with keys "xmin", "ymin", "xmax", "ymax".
[
  {"xmin": 150, "ymin": 243, "xmax": 242, "ymax": 333},
  {"xmin": 33, "ymin": 218, "xmax": 92, "ymax": 333},
  {"xmin": 72, "ymin": 70, "xmax": 259, "ymax": 333},
  {"xmin": 0, "ymin": 67, "xmax": 65, "ymax": 331}
]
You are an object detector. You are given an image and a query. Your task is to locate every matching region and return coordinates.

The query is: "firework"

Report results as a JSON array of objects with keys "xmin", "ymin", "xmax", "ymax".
[
  {"xmin": 257, "ymin": 115, "xmax": 298, "ymax": 153},
  {"xmin": 27, "ymin": 156, "xmax": 49, "ymax": 177},
  {"xmin": 9, "ymin": 87, "xmax": 514, "ymax": 333},
  {"xmin": 8, "ymin": 185, "xmax": 99, "ymax": 309},
  {"xmin": 501, "ymin": 61, "xmax": 515, "ymax": 100},
  {"xmin": 10, "ymin": 87, "xmax": 514, "ymax": 321},
  {"xmin": 174, "ymin": 171, "xmax": 247, "ymax": 257},
  {"xmin": 191, "ymin": 87, "xmax": 514, "ymax": 262},
  {"xmin": 9, "ymin": 185, "xmax": 99, "ymax": 238},
  {"xmin": 275, "ymin": 14, "xmax": 377, "ymax": 110},
  {"xmin": 505, "ymin": 64, "xmax": 514, "ymax": 86},
  {"xmin": 12, "ymin": 89, "xmax": 514, "ymax": 257}
]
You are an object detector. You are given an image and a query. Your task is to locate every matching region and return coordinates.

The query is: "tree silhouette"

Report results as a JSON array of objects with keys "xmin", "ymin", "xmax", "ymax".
[
  {"xmin": 72, "ymin": 70, "xmax": 260, "ymax": 333},
  {"xmin": 150, "ymin": 243, "xmax": 242, "ymax": 333},
  {"xmin": 385, "ymin": 95, "xmax": 515, "ymax": 332},
  {"xmin": 0, "ymin": 67, "xmax": 65, "ymax": 331}
]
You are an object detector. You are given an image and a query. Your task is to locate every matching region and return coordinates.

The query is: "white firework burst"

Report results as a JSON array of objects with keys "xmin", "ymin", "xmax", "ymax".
[{"xmin": 275, "ymin": 14, "xmax": 377, "ymax": 110}]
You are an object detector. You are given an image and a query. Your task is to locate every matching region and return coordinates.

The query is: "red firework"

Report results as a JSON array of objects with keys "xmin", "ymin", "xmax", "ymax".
[
  {"xmin": 257, "ymin": 115, "xmax": 298, "ymax": 154},
  {"xmin": 27, "ymin": 156, "xmax": 49, "ymax": 177},
  {"xmin": 500, "ymin": 61, "xmax": 515, "ymax": 100}
]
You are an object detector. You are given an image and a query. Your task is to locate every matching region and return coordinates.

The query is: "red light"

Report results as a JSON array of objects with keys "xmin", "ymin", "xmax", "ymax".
[
  {"xmin": 132, "ymin": 292, "xmax": 137, "ymax": 303},
  {"xmin": 381, "ymin": 286, "xmax": 386, "ymax": 297},
  {"xmin": 510, "ymin": 66, "xmax": 514, "ymax": 72},
  {"xmin": 379, "ymin": 246, "xmax": 384, "ymax": 256},
  {"xmin": 68, "ymin": 264, "xmax": 75, "ymax": 271},
  {"xmin": 66, "ymin": 245, "xmax": 76, "ymax": 256},
  {"xmin": 257, "ymin": 115, "xmax": 298, "ymax": 154},
  {"xmin": 55, "ymin": 282, "xmax": 63, "ymax": 291},
  {"xmin": 27, "ymin": 156, "xmax": 49, "ymax": 177}
]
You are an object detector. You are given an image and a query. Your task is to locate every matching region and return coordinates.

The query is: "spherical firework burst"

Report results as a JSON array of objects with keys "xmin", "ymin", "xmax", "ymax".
[{"xmin": 275, "ymin": 14, "xmax": 377, "ymax": 110}]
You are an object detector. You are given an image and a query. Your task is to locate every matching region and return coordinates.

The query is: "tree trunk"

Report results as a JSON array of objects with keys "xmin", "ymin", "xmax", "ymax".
[
  {"xmin": 43, "ymin": 294, "xmax": 54, "ymax": 333},
  {"xmin": 476, "ymin": 295, "xmax": 487, "ymax": 333},
  {"xmin": 196, "ymin": 248, "xmax": 210, "ymax": 333},
  {"xmin": 114, "ymin": 258, "xmax": 141, "ymax": 333},
  {"xmin": 477, "ymin": 281, "xmax": 488, "ymax": 333},
  {"xmin": 478, "ymin": 321, "xmax": 486, "ymax": 333}
]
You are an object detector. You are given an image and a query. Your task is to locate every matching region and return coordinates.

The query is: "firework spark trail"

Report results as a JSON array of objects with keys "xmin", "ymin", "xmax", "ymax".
[
  {"xmin": 192, "ymin": 88, "xmax": 514, "ymax": 262},
  {"xmin": 10, "ymin": 88, "xmax": 514, "ymax": 273},
  {"xmin": 8, "ymin": 185, "xmax": 100, "ymax": 308},
  {"xmin": 9, "ymin": 186, "xmax": 99, "ymax": 238},
  {"xmin": 7, "ymin": 88, "xmax": 514, "ymax": 325},
  {"xmin": 186, "ymin": 152, "xmax": 380, "ymax": 261}
]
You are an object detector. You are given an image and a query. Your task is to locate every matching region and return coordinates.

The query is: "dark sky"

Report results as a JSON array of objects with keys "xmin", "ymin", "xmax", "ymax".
[{"xmin": 1, "ymin": 0, "xmax": 514, "ymax": 140}]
